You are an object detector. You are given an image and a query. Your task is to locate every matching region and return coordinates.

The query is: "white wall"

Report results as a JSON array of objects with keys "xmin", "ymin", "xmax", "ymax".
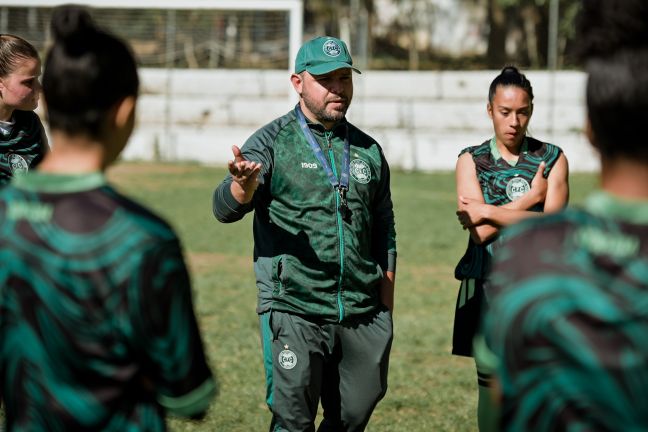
[{"xmin": 127, "ymin": 68, "xmax": 598, "ymax": 172}]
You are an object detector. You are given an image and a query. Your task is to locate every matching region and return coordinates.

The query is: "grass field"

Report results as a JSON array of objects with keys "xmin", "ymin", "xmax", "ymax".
[
  {"xmin": 108, "ymin": 162, "xmax": 598, "ymax": 431},
  {"xmin": 1, "ymin": 162, "xmax": 598, "ymax": 431}
]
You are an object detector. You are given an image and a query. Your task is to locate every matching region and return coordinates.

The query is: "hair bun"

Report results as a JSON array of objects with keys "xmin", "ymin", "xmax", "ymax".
[
  {"xmin": 501, "ymin": 65, "xmax": 520, "ymax": 75},
  {"xmin": 50, "ymin": 5, "xmax": 96, "ymax": 45}
]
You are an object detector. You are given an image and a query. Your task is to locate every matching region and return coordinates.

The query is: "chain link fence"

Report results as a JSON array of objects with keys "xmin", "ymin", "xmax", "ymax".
[{"xmin": 0, "ymin": 6, "xmax": 291, "ymax": 69}]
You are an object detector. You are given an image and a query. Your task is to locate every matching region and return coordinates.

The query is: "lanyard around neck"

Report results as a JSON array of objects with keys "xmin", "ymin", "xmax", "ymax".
[{"xmin": 294, "ymin": 104, "xmax": 350, "ymax": 191}]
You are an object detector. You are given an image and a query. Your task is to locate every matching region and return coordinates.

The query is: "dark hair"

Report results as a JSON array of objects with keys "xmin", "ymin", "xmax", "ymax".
[
  {"xmin": 488, "ymin": 66, "xmax": 534, "ymax": 104},
  {"xmin": 0, "ymin": 34, "xmax": 40, "ymax": 78},
  {"xmin": 43, "ymin": 5, "xmax": 139, "ymax": 138},
  {"xmin": 575, "ymin": 0, "xmax": 648, "ymax": 160}
]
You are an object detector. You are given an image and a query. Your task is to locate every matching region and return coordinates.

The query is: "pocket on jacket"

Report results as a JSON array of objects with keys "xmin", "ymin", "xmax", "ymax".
[
  {"xmin": 272, "ymin": 255, "xmax": 286, "ymax": 297},
  {"xmin": 271, "ymin": 254, "xmax": 337, "ymax": 300},
  {"xmin": 344, "ymin": 258, "xmax": 383, "ymax": 293}
]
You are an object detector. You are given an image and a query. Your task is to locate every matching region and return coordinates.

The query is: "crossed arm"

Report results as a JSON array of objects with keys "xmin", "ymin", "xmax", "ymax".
[{"xmin": 455, "ymin": 152, "xmax": 569, "ymax": 244}]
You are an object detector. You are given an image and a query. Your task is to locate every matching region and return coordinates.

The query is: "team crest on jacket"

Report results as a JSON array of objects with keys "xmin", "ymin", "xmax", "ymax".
[
  {"xmin": 506, "ymin": 176, "xmax": 530, "ymax": 201},
  {"xmin": 323, "ymin": 40, "xmax": 341, "ymax": 57},
  {"xmin": 350, "ymin": 159, "xmax": 371, "ymax": 184},
  {"xmin": 278, "ymin": 349, "xmax": 297, "ymax": 370},
  {"xmin": 8, "ymin": 154, "xmax": 29, "ymax": 174}
]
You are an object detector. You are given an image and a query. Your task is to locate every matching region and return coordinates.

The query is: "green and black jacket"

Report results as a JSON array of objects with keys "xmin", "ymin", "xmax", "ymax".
[{"xmin": 213, "ymin": 108, "xmax": 396, "ymax": 322}]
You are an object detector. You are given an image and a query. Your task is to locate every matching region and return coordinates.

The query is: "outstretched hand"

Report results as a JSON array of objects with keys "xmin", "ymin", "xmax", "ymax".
[{"xmin": 228, "ymin": 145, "xmax": 262, "ymax": 203}]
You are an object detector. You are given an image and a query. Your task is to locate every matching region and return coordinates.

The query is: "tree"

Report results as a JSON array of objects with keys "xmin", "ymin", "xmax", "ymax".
[
  {"xmin": 486, "ymin": 0, "xmax": 507, "ymax": 68},
  {"xmin": 483, "ymin": 0, "xmax": 581, "ymax": 69}
]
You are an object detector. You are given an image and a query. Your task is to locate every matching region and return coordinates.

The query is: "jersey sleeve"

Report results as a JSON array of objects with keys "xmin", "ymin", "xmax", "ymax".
[
  {"xmin": 458, "ymin": 146, "xmax": 475, "ymax": 159},
  {"xmin": 458, "ymin": 141, "xmax": 489, "ymax": 159},
  {"xmin": 135, "ymin": 238, "xmax": 216, "ymax": 418}
]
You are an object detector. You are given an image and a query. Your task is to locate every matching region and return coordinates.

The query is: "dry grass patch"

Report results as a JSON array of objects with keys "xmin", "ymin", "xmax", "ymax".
[
  {"xmin": 109, "ymin": 162, "xmax": 201, "ymax": 176},
  {"xmin": 186, "ymin": 251, "xmax": 251, "ymax": 275}
]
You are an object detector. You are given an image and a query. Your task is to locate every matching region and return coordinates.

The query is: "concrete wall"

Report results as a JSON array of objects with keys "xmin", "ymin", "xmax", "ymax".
[{"xmin": 127, "ymin": 68, "xmax": 598, "ymax": 172}]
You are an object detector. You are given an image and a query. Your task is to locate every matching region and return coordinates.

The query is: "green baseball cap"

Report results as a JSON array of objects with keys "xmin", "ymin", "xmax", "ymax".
[{"xmin": 295, "ymin": 36, "xmax": 361, "ymax": 75}]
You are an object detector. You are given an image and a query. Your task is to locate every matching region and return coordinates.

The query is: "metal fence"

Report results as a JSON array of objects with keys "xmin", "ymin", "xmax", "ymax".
[{"xmin": 0, "ymin": 6, "xmax": 291, "ymax": 69}]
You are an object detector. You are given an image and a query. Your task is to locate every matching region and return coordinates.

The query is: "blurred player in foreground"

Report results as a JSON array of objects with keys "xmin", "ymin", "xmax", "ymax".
[
  {"xmin": 0, "ymin": 5, "xmax": 215, "ymax": 431},
  {"xmin": 475, "ymin": 0, "xmax": 648, "ymax": 430}
]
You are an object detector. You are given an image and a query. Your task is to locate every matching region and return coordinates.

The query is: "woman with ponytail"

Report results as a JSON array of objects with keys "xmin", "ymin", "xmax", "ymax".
[
  {"xmin": 0, "ymin": 6, "xmax": 215, "ymax": 431},
  {"xmin": 0, "ymin": 33, "xmax": 47, "ymax": 184},
  {"xmin": 477, "ymin": 1, "xmax": 648, "ymax": 429},
  {"xmin": 451, "ymin": 66, "xmax": 569, "ymax": 430}
]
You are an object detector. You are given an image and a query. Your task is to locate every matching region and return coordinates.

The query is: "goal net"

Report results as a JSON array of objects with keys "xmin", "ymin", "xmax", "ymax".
[
  {"xmin": 1, "ymin": 1, "xmax": 303, "ymax": 162},
  {"xmin": 0, "ymin": 0, "xmax": 303, "ymax": 70}
]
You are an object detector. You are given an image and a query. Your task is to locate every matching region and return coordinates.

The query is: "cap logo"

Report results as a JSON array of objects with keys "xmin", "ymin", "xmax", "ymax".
[{"xmin": 323, "ymin": 40, "xmax": 342, "ymax": 57}]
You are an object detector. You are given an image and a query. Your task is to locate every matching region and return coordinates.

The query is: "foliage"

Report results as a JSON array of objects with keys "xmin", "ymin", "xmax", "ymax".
[
  {"xmin": 4, "ymin": 1, "xmax": 586, "ymax": 70},
  {"xmin": 485, "ymin": 0, "xmax": 583, "ymax": 68},
  {"xmin": 303, "ymin": 0, "xmax": 585, "ymax": 70}
]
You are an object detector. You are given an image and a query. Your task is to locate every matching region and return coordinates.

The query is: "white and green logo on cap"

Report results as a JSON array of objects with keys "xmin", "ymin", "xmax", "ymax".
[
  {"xmin": 295, "ymin": 36, "xmax": 361, "ymax": 74},
  {"xmin": 322, "ymin": 39, "xmax": 342, "ymax": 57}
]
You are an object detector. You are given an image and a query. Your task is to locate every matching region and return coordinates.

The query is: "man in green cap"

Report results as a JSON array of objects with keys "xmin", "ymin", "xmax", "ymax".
[{"xmin": 213, "ymin": 36, "xmax": 396, "ymax": 431}]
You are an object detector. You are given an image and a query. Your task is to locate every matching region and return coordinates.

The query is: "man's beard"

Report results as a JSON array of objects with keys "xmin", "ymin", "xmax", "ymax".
[{"xmin": 302, "ymin": 96, "xmax": 350, "ymax": 125}]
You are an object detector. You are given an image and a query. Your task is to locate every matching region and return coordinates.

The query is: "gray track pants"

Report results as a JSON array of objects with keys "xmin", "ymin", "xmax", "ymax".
[{"xmin": 260, "ymin": 307, "xmax": 393, "ymax": 432}]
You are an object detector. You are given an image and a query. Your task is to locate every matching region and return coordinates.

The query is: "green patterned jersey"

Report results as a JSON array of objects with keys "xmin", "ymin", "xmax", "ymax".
[
  {"xmin": 454, "ymin": 137, "xmax": 563, "ymax": 280},
  {"xmin": 0, "ymin": 172, "xmax": 215, "ymax": 431},
  {"xmin": 480, "ymin": 191, "xmax": 648, "ymax": 431},
  {"xmin": 0, "ymin": 110, "xmax": 47, "ymax": 186}
]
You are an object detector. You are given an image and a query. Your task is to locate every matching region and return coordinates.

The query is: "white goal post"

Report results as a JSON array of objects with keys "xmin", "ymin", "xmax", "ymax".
[
  {"xmin": 1, "ymin": 0, "xmax": 303, "ymax": 72},
  {"xmin": 2, "ymin": 0, "xmax": 304, "ymax": 162}
]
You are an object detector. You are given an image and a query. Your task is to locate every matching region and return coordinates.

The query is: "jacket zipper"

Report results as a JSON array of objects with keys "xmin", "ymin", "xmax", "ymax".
[{"xmin": 325, "ymin": 130, "xmax": 345, "ymax": 322}]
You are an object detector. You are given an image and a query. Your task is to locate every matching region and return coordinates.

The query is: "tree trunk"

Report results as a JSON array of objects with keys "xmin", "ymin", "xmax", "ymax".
[
  {"xmin": 240, "ymin": 15, "xmax": 253, "ymax": 63},
  {"xmin": 486, "ymin": 0, "xmax": 507, "ymax": 68},
  {"xmin": 521, "ymin": 5, "xmax": 539, "ymax": 68},
  {"xmin": 182, "ymin": 35, "xmax": 199, "ymax": 68},
  {"xmin": 408, "ymin": 30, "xmax": 419, "ymax": 70},
  {"xmin": 408, "ymin": 9, "xmax": 419, "ymax": 71}
]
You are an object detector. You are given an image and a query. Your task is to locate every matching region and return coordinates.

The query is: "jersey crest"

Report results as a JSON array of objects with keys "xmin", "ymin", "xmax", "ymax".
[
  {"xmin": 506, "ymin": 176, "xmax": 530, "ymax": 201},
  {"xmin": 8, "ymin": 153, "xmax": 29, "ymax": 174},
  {"xmin": 350, "ymin": 158, "xmax": 371, "ymax": 184}
]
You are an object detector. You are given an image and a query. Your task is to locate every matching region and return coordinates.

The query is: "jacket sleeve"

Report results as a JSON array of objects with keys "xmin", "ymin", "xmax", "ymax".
[
  {"xmin": 371, "ymin": 149, "xmax": 397, "ymax": 273},
  {"xmin": 212, "ymin": 127, "xmax": 275, "ymax": 223}
]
